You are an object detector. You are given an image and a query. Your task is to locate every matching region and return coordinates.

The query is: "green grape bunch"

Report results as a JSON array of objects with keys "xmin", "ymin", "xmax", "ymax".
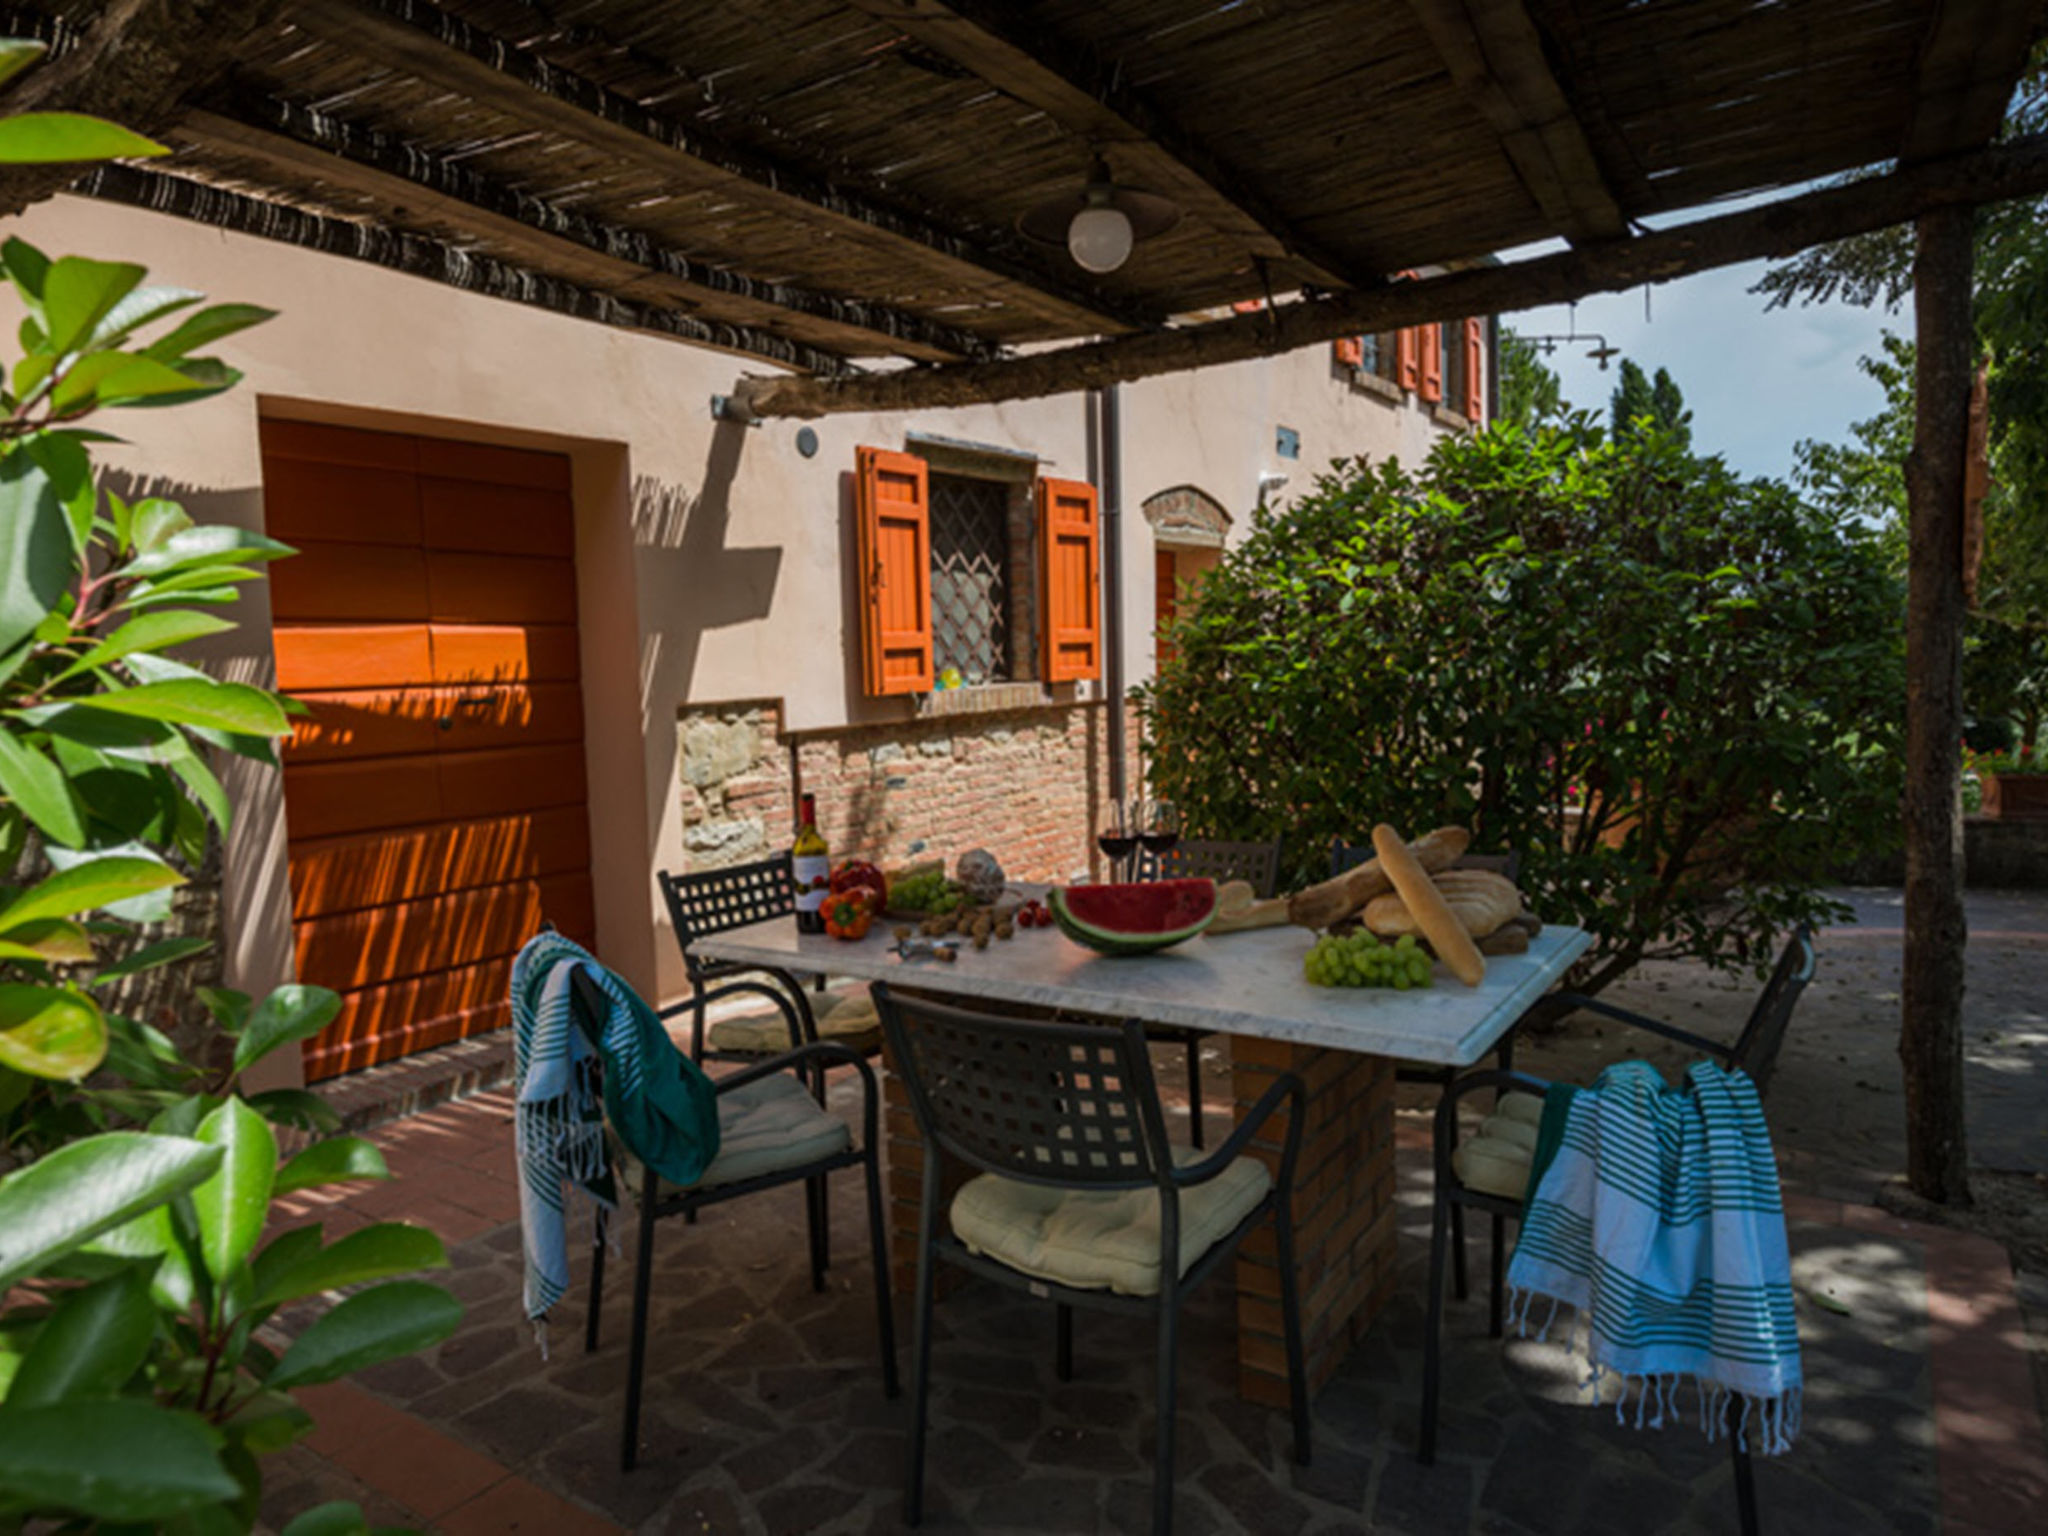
[{"xmin": 1302, "ymin": 929, "xmax": 1435, "ymax": 990}]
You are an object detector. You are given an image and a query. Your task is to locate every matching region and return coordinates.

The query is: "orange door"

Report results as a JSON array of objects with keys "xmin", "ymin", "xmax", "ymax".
[{"xmin": 263, "ymin": 420, "xmax": 594, "ymax": 1079}]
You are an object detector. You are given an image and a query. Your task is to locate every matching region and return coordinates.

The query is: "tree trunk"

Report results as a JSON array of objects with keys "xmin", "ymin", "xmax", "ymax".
[{"xmin": 1900, "ymin": 206, "xmax": 1973, "ymax": 1206}]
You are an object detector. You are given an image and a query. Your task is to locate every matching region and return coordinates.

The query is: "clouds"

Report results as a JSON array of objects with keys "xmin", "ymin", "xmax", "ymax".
[{"xmin": 1510, "ymin": 258, "xmax": 1900, "ymax": 483}]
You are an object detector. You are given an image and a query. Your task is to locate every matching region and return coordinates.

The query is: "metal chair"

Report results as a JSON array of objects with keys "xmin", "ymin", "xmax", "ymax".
[
  {"xmin": 873, "ymin": 983, "xmax": 1310, "ymax": 1536},
  {"xmin": 1131, "ymin": 837, "xmax": 1284, "ymax": 1149},
  {"xmin": 1418, "ymin": 924, "xmax": 1817, "ymax": 1536},
  {"xmin": 1328, "ymin": 837, "xmax": 1525, "ymax": 1302},
  {"xmin": 566, "ymin": 966, "xmax": 899, "ymax": 1471},
  {"xmin": 657, "ymin": 857, "xmax": 882, "ymax": 1067}
]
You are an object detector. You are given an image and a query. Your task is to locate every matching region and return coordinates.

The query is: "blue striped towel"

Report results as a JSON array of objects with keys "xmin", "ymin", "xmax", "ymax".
[
  {"xmin": 510, "ymin": 933, "xmax": 719, "ymax": 1338},
  {"xmin": 1506, "ymin": 1059, "xmax": 1802, "ymax": 1453}
]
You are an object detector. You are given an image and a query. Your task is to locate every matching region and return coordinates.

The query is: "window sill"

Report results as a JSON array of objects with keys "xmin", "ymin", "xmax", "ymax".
[
  {"xmin": 1432, "ymin": 404, "xmax": 1475, "ymax": 431},
  {"xmin": 1352, "ymin": 372, "xmax": 1404, "ymax": 406},
  {"xmin": 915, "ymin": 681, "xmax": 1052, "ymax": 718}
]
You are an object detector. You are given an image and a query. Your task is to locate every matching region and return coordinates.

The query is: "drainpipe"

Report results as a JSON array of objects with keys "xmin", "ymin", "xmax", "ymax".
[{"xmin": 1100, "ymin": 383, "xmax": 1127, "ymax": 807}]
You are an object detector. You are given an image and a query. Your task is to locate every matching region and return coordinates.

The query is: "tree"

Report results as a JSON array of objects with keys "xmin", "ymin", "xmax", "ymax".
[
  {"xmin": 1609, "ymin": 358, "xmax": 1693, "ymax": 447},
  {"xmin": 1496, "ymin": 325, "xmax": 1566, "ymax": 430},
  {"xmin": 1137, "ymin": 418, "xmax": 1903, "ymax": 994}
]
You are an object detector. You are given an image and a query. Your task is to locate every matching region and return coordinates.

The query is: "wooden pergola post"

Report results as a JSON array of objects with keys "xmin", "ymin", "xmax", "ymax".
[{"xmin": 1900, "ymin": 204, "xmax": 1974, "ymax": 1206}]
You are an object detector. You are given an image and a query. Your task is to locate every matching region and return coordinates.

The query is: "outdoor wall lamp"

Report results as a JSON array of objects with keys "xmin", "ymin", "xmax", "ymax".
[{"xmin": 1018, "ymin": 156, "xmax": 1180, "ymax": 274}]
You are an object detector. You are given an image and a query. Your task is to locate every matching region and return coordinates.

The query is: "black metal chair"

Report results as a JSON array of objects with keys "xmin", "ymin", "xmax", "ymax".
[
  {"xmin": 1418, "ymin": 924, "xmax": 1817, "ymax": 1536},
  {"xmin": 1130, "ymin": 837, "xmax": 1284, "ymax": 1150},
  {"xmin": 566, "ymin": 967, "xmax": 899, "ymax": 1472},
  {"xmin": 1328, "ymin": 838, "xmax": 1525, "ymax": 1303},
  {"xmin": 873, "ymin": 983, "xmax": 1311, "ymax": 1536},
  {"xmin": 657, "ymin": 857, "xmax": 882, "ymax": 1067}
]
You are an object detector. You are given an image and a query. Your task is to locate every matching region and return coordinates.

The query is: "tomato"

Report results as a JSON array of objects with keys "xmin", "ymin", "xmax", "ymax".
[
  {"xmin": 823, "ymin": 893, "xmax": 875, "ymax": 941},
  {"xmin": 830, "ymin": 859, "xmax": 887, "ymax": 911}
]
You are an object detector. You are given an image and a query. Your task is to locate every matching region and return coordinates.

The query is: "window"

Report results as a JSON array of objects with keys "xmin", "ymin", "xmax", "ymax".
[{"xmin": 855, "ymin": 446, "xmax": 1100, "ymax": 697}]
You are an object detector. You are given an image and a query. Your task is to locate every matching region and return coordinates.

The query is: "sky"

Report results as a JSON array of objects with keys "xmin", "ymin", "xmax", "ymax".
[{"xmin": 1507, "ymin": 256, "xmax": 1908, "ymax": 484}]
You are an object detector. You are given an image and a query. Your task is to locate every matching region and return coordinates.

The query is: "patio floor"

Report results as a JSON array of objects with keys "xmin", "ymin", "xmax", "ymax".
[{"xmin": 256, "ymin": 891, "xmax": 2048, "ymax": 1534}]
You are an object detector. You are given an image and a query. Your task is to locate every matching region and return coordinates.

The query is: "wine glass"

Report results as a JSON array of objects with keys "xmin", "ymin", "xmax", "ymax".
[
  {"xmin": 1096, "ymin": 795, "xmax": 1138, "ymax": 881},
  {"xmin": 1139, "ymin": 799, "xmax": 1181, "ymax": 859}
]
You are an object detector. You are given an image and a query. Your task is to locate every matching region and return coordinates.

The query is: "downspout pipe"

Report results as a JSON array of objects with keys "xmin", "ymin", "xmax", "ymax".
[{"xmin": 1101, "ymin": 382, "xmax": 1127, "ymax": 808}]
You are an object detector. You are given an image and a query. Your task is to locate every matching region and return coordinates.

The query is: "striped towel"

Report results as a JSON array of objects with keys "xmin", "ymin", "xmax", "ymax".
[
  {"xmin": 1506, "ymin": 1059, "xmax": 1802, "ymax": 1453},
  {"xmin": 510, "ymin": 933, "xmax": 719, "ymax": 1336}
]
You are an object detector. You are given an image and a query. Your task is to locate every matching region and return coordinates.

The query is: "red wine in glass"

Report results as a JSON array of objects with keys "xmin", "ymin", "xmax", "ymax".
[{"xmin": 1098, "ymin": 831, "xmax": 1139, "ymax": 865}]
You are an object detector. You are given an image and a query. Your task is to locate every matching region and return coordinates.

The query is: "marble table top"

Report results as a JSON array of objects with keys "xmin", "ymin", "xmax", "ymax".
[{"xmin": 694, "ymin": 900, "xmax": 1592, "ymax": 1066}]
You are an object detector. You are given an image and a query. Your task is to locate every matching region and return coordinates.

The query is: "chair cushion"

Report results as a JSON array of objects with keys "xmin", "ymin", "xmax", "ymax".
[
  {"xmin": 949, "ymin": 1148, "xmax": 1271, "ymax": 1297},
  {"xmin": 619, "ymin": 1071, "xmax": 850, "ymax": 1193},
  {"xmin": 707, "ymin": 989, "xmax": 881, "ymax": 1056},
  {"xmin": 1450, "ymin": 1092, "xmax": 1545, "ymax": 1201}
]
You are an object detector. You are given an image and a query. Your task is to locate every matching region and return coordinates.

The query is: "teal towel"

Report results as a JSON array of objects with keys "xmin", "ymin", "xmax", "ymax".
[
  {"xmin": 510, "ymin": 932, "xmax": 720, "ymax": 1329},
  {"xmin": 1507, "ymin": 1060, "xmax": 1802, "ymax": 1453}
]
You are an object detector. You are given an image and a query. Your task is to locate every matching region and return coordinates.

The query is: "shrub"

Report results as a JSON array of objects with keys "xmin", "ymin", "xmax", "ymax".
[{"xmin": 1136, "ymin": 416, "xmax": 1904, "ymax": 990}]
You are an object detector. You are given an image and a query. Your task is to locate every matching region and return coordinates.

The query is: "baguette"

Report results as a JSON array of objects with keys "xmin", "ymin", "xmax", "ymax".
[
  {"xmin": 1371, "ymin": 824, "xmax": 1486, "ymax": 987},
  {"xmin": 1205, "ymin": 880, "xmax": 1293, "ymax": 934},
  {"xmin": 1286, "ymin": 826, "xmax": 1469, "ymax": 930}
]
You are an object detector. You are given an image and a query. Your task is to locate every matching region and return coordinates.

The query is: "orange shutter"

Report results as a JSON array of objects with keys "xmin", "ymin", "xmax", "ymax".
[
  {"xmin": 1037, "ymin": 476, "xmax": 1101, "ymax": 683},
  {"xmin": 1396, "ymin": 327, "xmax": 1421, "ymax": 392},
  {"xmin": 1420, "ymin": 323, "xmax": 1444, "ymax": 403},
  {"xmin": 1333, "ymin": 336, "xmax": 1363, "ymax": 367},
  {"xmin": 855, "ymin": 446, "xmax": 933, "ymax": 695},
  {"xmin": 1463, "ymin": 318, "xmax": 1487, "ymax": 421}
]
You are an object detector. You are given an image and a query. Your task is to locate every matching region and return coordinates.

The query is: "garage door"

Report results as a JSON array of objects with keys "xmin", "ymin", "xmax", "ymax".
[{"xmin": 262, "ymin": 420, "xmax": 595, "ymax": 1080}]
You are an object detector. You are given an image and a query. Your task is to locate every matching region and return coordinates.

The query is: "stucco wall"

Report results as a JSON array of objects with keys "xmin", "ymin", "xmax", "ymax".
[{"xmin": 6, "ymin": 194, "xmax": 1477, "ymax": 1044}]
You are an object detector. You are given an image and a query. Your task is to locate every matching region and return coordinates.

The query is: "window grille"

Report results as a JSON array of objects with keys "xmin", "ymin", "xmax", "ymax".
[{"xmin": 928, "ymin": 471, "xmax": 1012, "ymax": 683}]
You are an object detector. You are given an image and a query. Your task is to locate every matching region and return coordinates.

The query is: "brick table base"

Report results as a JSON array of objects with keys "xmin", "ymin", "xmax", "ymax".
[
  {"xmin": 1230, "ymin": 1036, "xmax": 1398, "ymax": 1408},
  {"xmin": 879, "ymin": 1034, "xmax": 1398, "ymax": 1406}
]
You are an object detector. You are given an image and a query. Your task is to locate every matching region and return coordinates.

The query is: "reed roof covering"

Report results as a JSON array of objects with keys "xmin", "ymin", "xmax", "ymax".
[{"xmin": 12, "ymin": 0, "xmax": 2046, "ymax": 408}]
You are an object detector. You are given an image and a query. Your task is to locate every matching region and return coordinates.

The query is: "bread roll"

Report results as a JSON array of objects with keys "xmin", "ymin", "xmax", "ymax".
[
  {"xmin": 1362, "ymin": 869, "xmax": 1521, "ymax": 939},
  {"xmin": 1370, "ymin": 824, "xmax": 1486, "ymax": 986}
]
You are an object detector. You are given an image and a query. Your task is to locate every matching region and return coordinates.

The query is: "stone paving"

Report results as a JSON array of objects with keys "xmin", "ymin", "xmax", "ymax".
[{"xmin": 256, "ymin": 890, "xmax": 2048, "ymax": 1533}]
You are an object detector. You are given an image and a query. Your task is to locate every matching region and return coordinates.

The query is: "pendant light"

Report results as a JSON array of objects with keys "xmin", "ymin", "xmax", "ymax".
[{"xmin": 1018, "ymin": 156, "xmax": 1180, "ymax": 274}]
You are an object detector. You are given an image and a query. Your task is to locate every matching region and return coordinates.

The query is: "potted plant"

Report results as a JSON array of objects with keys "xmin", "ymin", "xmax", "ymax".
[{"xmin": 1972, "ymin": 744, "xmax": 2048, "ymax": 820}]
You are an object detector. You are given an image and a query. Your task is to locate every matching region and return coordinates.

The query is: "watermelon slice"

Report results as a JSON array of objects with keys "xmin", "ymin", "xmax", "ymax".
[{"xmin": 1047, "ymin": 879, "xmax": 1218, "ymax": 956}]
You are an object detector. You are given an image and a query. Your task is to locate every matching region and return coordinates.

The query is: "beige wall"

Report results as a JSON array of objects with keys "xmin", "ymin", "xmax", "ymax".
[{"xmin": 7, "ymin": 194, "xmax": 1477, "ymax": 1033}]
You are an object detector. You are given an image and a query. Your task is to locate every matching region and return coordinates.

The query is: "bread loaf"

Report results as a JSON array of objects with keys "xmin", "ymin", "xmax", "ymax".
[
  {"xmin": 1362, "ymin": 868, "xmax": 1522, "ymax": 940},
  {"xmin": 1285, "ymin": 826, "xmax": 1470, "ymax": 930},
  {"xmin": 1206, "ymin": 880, "xmax": 1293, "ymax": 934}
]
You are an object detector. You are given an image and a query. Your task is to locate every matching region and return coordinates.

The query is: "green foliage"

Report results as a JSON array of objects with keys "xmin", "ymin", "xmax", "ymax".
[
  {"xmin": 1495, "ymin": 326, "xmax": 1566, "ymax": 430},
  {"xmin": 1135, "ymin": 419, "xmax": 1904, "ymax": 990},
  {"xmin": 0, "ymin": 215, "xmax": 460, "ymax": 1529},
  {"xmin": 1609, "ymin": 358, "xmax": 1693, "ymax": 449}
]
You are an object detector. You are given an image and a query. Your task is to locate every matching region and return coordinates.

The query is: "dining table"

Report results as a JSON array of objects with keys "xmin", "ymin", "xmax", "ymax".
[{"xmin": 693, "ymin": 896, "xmax": 1592, "ymax": 1407}]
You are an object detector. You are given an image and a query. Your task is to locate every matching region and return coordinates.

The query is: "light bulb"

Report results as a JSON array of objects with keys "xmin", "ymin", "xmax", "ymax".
[{"xmin": 1068, "ymin": 204, "xmax": 1133, "ymax": 273}]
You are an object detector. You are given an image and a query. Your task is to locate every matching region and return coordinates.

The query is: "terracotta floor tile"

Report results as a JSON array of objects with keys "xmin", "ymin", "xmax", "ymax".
[
  {"xmin": 435, "ymin": 1475, "xmax": 623, "ymax": 1535},
  {"xmin": 298, "ymin": 1382, "xmax": 416, "ymax": 1458},
  {"xmin": 389, "ymin": 1196, "xmax": 500, "ymax": 1247},
  {"xmin": 334, "ymin": 1418, "xmax": 509, "ymax": 1520}
]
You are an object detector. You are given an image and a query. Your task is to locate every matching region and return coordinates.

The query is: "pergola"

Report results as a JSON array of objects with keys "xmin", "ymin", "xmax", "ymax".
[{"xmin": 4, "ymin": 0, "xmax": 2044, "ymax": 1200}]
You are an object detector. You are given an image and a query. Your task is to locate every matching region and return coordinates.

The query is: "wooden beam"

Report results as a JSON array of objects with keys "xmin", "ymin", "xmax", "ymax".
[
  {"xmin": 1901, "ymin": 0, "xmax": 2043, "ymax": 163},
  {"xmin": 0, "ymin": 0, "xmax": 280, "ymax": 219},
  {"xmin": 76, "ymin": 162, "xmax": 856, "ymax": 378},
  {"xmin": 175, "ymin": 94, "xmax": 997, "ymax": 363},
  {"xmin": 734, "ymin": 134, "xmax": 2048, "ymax": 418},
  {"xmin": 284, "ymin": 0, "xmax": 1158, "ymax": 337},
  {"xmin": 838, "ymin": 0, "xmax": 1365, "ymax": 290},
  {"xmin": 1402, "ymin": 0, "xmax": 1627, "ymax": 243},
  {"xmin": 1900, "ymin": 202, "xmax": 1974, "ymax": 1205}
]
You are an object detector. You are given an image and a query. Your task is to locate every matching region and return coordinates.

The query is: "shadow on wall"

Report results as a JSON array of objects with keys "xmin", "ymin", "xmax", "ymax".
[{"xmin": 634, "ymin": 419, "xmax": 783, "ymax": 737}]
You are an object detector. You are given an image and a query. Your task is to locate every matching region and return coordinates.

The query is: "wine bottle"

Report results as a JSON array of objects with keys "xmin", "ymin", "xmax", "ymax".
[{"xmin": 792, "ymin": 793, "xmax": 830, "ymax": 934}]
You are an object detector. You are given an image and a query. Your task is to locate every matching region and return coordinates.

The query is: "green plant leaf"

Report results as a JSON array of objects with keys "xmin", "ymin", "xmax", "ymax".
[
  {"xmin": 232, "ymin": 985, "xmax": 342, "ymax": 1075},
  {"xmin": 24, "ymin": 430, "xmax": 95, "ymax": 549},
  {"xmin": 0, "ymin": 728, "xmax": 87, "ymax": 846},
  {"xmin": 0, "ymin": 112, "xmax": 167, "ymax": 165},
  {"xmin": 280, "ymin": 1500, "xmax": 372, "ymax": 1536},
  {"xmin": 0, "ymin": 446, "xmax": 75, "ymax": 657},
  {"xmin": 0, "ymin": 983, "xmax": 106, "ymax": 1081},
  {"xmin": 0, "ymin": 37, "xmax": 47, "ymax": 90},
  {"xmin": 190, "ymin": 1097, "xmax": 276, "ymax": 1282},
  {"xmin": 166, "ymin": 741, "xmax": 232, "ymax": 831},
  {"xmin": 0, "ymin": 1130, "xmax": 220, "ymax": 1290},
  {"xmin": 142, "ymin": 303, "xmax": 277, "ymax": 365},
  {"xmin": 2, "ymin": 234, "xmax": 51, "ymax": 302},
  {"xmin": 0, "ymin": 855, "xmax": 181, "ymax": 931},
  {"xmin": 52, "ymin": 609, "xmax": 235, "ymax": 682},
  {"xmin": 220, "ymin": 1389, "xmax": 312, "ymax": 1456},
  {"xmin": 42, "ymin": 842, "xmax": 179, "ymax": 923},
  {"xmin": 130, "ymin": 496, "xmax": 192, "ymax": 553},
  {"xmin": 6, "ymin": 1265, "xmax": 156, "ymax": 1405},
  {"xmin": 122, "ymin": 523, "xmax": 294, "ymax": 578},
  {"xmin": 85, "ymin": 1199, "xmax": 198, "ymax": 1313},
  {"xmin": 246, "ymin": 1088, "xmax": 342, "ymax": 1135},
  {"xmin": 255, "ymin": 1225, "xmax": 449, "ymax": 1309},
  {"xmin": 64, "ymin": 678, "xmax": 290, "ymax": 737},
  {"xmin": 82, "ymin": 284, "xmax": 202, "ymax": 352},
  {"xmin": 265, "ymin": 1280, "xmax": 461, "ymax": 1388},
  {"xmin": 274, "ymin": 1138, "xmax": 389, "ymax": 1197},
  {"xmin": 249, "ymin": 1224, "xmax": 325, "ymax": 1306},
  {"xmin": 40, "ymin": 255, "xmax": 146, "ymax": 357},
  {"xmin": 93, "ymin": 933, "xmax": 212, "ymax": 982},
  {"xmin": 51, "ymin": 351, "xmax": 216, "ymax": 416},
  {"xmin": 0, "ymin": 1399, "xmax": 234, "ymax": 1520},
  {"xmin": 0, "ymin": 917, "xmax": 94, "ymax": 963}
]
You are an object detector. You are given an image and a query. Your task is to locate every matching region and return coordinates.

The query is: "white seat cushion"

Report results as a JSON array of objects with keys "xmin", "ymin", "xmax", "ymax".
[
  {"xmin": 949, "ymin": 1148, "xmax": 1271, "ymax": 1297},
  {"xmin": 1450, "ymin": 1092, "xmax": 1546, "ymax": 1201},
  {"xmin": 706, "ymin": 989, "xmax": 881, "ymax": 1056},
  {"xmin": 619, "ymin": 1071, "xmax": 851, "ymax": 1194}
]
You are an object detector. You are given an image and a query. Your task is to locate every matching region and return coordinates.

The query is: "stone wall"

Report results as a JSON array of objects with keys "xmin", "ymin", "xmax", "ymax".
[
  {"xmin": 1833, "ymin": 814, "xmax": 2048, "ymax": 889},
  {"xmin": 675, "ymin": 701, "xmax": 792, "ymax": 871}
]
